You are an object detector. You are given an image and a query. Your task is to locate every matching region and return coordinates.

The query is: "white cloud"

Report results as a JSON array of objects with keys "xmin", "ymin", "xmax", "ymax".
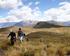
[
  {"xmin": 59, "ymin": 2, "xmax": 70, "ymax": 10},
  {"xmin": 0, "ymin": 0, "xmax": 23, "ymax": 9},
  {"xmin": 8, "ymin": 6, "xmax": 33, "ymax": 20},
  {"xmin": 35, "ymin": 1, "xmax": 40, "ymax": 5},
  {"xmin": 0, "ymin": 15, "xmax": 21, "ymax": 23},
  {"xmin": 0, "ymin": 0, "xmax": 70, "ymax": 22},
  {"xmin": 0, "ymin": 18, "xmax": 7, "ymax": 23},
  {"xmin": 8, "ymin": 5, "xmax": 42, "ymax": 21},
  {"xmin": 0, "ymin": 0, "xmax": 42, "ymax": 22},
  {"xmin": 44, "ymin": 2, "xmax": 70, "ymax": 22}
]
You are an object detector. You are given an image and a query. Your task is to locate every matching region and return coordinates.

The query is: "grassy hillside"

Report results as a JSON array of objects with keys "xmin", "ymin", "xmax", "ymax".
[
  {"xmin": 34, "ymin": 22, "xmax": 63, "ymax": 28},
  {"xmin": 0, "ymin": 27, "xmax": 70, "ymax": 56}
]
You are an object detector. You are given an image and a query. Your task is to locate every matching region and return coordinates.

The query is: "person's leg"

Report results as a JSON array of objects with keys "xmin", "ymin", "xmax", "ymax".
[
  {"xmin": 14, "ymin": 38, "xmax": 16, "ymax": 42},
  {"xmin": 20, "ymin": 36, "xmax": 23, "ymax": 43},
  {"xmin": 18, "ymin": 36, "xmax": 22, "ymax": 43},
  {"xmin": 18, "ymin": 37, "xmax": 20, "ymax": 42},
  {"xmin": 11, "ymin": 39, "xmax": 14, "ymax": 45}
]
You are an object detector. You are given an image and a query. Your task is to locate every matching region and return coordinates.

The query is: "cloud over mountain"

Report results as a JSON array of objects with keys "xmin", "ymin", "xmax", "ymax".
[
  {"xmin": 44, "ymin": 2, "xmax": 70, "ymax": 22},
  {"xmin": 0, "ymin": 0, "xmax": 70, "ymax": 22},
  {"xmin": 0, "ymin": 0, "xmax": 42, "ymax": 21},
  {"xmin": 0, "ymin": 0, "xmax": 23, "ymax": 9}
]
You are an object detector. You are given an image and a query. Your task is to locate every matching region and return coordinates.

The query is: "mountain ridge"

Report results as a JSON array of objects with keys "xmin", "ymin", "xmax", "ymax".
[{"xmin": 0, "ymin": 20, "xmax": 70, "ymax": 28}]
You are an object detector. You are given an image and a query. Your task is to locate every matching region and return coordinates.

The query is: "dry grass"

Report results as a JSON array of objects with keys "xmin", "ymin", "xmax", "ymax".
[{"xmin": 0, "ymin": 27, "xmax": 70, "ymax": 56}]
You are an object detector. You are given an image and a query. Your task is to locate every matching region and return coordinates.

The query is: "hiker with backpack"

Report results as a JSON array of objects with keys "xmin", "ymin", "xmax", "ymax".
[
  {"xmin": 8, "ymin": 29, "xmax": 16, "ymax": 45},
  {"xmin": 17, "ymin": 28, "xmax": 25, "ymax": 42}
]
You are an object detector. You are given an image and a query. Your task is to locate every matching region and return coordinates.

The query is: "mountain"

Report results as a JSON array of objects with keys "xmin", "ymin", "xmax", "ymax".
[
  {"xmin": 46, "ymin": 20, "xmax": 64, "ymax": 26},
  {"xmin": 63, "ymin": 21, "xmax": 70, "ymax": 26},
  {"xmin": 34, "ymin": 21, "xmax": 63, "ymax": 28},
  {"xmin": 15, "ymin": 20, "xmax": 38, "ymax": 27},
  {"xmin": 0, "ymin": 20, "xmax": 38, "ymax": 28},
  {"xmin": 0, "ymin": 18, "xmax": 70, "ymax": 29},
  {"xmin": 0, "ymin": 22, "xmax": 18, "ymax": 28},
  {"xmin": 47, "ymin": 20, "xmax": 70, "ymax": 26},
  {"xmin": 0, "ymin": 18, "xmax": 21, "ymax": 28}
]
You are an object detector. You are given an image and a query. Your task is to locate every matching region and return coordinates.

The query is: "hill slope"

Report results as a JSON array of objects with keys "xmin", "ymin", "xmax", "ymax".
[
  {"xmin": 0, "ymin": 27, "xmax": 70, "ymax": 56},
  {"xmin": 34, "ymin": 21, "xmax": 63, "ymax": 28}
]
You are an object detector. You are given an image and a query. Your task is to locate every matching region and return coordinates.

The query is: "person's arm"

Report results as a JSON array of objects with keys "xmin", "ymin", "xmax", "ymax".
[
  {"xmin": 8, "ymin": 32, "xmax": 11, "ymax": 37},
  {"xmin": 23, "ymin": 33, "xmax": 25, "ymax": 36},
  {"xmin": 21, "ymin": 32, "xmax": 25, "ymax": 36}
]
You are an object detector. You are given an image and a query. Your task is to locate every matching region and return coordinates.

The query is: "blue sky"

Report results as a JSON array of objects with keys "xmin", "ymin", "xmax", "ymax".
[
  {"xmin": 22, "ymin": 0, "xmax": 70, "ymax": 11},
  {"xmin": 22, "ymin": 0, "xmax": 61, "ymax": 12},
  {"xmin": 0, "ymin": 0, "xmax": 70, "ymax": 22},
  {"xmin": 0, "ymin": 0, "xmax": 63, "ymax": 17}
]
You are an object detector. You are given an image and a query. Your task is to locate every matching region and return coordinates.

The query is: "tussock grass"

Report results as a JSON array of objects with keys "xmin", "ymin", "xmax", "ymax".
[{"xmin": 0, "ymin": 27, "xmax": 70, "ymax": 56}]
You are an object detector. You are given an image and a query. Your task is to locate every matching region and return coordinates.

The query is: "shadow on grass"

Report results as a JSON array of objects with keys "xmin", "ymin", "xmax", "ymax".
[
  {"xmin": 26, "ymin": 31, "xmax": 65, "ymax": 39},
  {"xmin": 26, "ymin": 31, "xmax": 70, "ymax": 44}
]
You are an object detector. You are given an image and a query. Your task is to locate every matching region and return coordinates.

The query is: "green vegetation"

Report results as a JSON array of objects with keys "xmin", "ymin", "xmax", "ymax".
[{"xmin": 0, "ymin": 27, "xmax": 70, "ymax": 56}]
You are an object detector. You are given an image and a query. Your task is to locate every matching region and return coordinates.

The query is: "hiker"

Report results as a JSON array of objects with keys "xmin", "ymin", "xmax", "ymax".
[
  {"xmin": 17, "ymin": 28, "xmax": 25, "ymax": 42},
  {"xmin": 8, "ymin": 29, "xmax": 16, "ymax": 45}
]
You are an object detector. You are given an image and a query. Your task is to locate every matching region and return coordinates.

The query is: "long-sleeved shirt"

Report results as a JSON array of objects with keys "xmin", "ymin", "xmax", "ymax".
[
  {"xmin": 18, "ymin": 30, "xmax": 25, "ymax": 37},
  {"xmin": 8, "ymin": 32, "xmax": 16, "ymax": 39}
]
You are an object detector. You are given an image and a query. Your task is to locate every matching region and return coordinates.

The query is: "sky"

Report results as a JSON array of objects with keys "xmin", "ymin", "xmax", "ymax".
[{"xmin": 0, "ymin": 0, "xmax": 70, "ymax": 22}]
